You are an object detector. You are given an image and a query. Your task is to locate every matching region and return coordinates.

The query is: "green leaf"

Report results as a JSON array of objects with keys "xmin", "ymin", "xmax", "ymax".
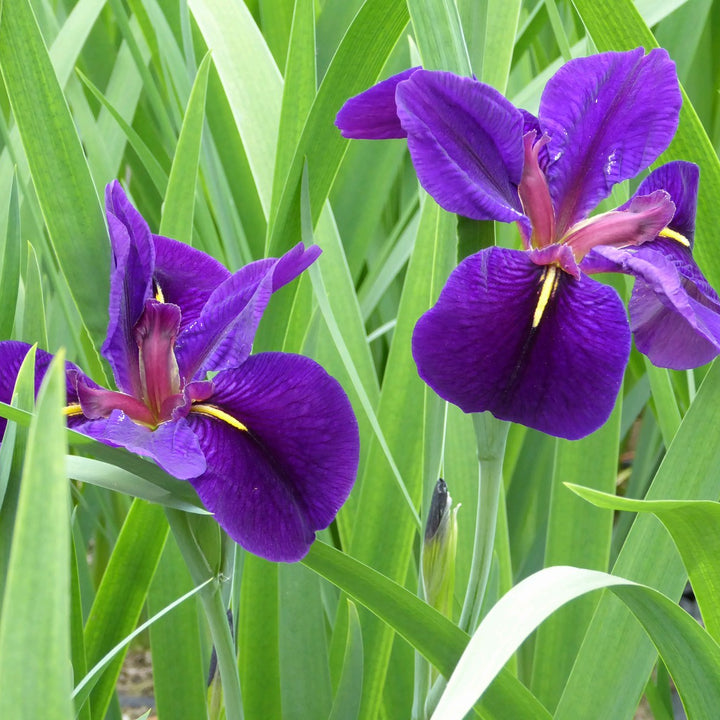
[
  {"xmin": 329, "ymin": 601, "xmax": 364, "ymax": 720},
  {"xmin": 189, "ymin": 0, "xmax": 282, "ymax": 218},
  {"xmin": 0, "ymin": 174, "xmax": 20, "ymax": 340},
  {"xmin": 0, "ymin": 352, "xmax": 73, "ymax": 720},
  {"xmin": 407, "ymin": 0, "xmax": 472, "ymax": 74},
  {"xmin": 302, "ymin": 541, "xmax": 551, "ymax": 720},
  {"xmin": 347, "ymin": 197, "xmax": 455, "ymax": 719},
  {"xmin": 567, "ymin": 484, "xmax": 720, "ymax": 643},
  {"xmin": 530, "ymin": 402, "xmax": 620, "ymax": 709},
  {"xmin": 431, "ymin": 566, "xmax": 720, "ymax": 720},
  {"xmin": 82, "ymin": 500, "xmax": 169, "ymax": 719},
  {"xmin": 21, "ymin": 242, "xmax": 48, "ymax": 349},
  {"xmin": 239, "ymin": 555, "xmax": 282, "ymax": 719},
  {"xmin": 0, "ymin": 0, "xmax": 109, "ymax": 344},
  {"xmin": 150, "ymin": 536, "xmax": 210, "ymax": 720},
  {"xmin": 159, "ymin": 53, "xmax": 212, "ymax": 245},
  {"xmin": 554, "ymin": 358, "xmax": 720, "ymax": 719},
  {"xmin": 267, "ymin": 0, "xmax": 410, "ymax": 255}
]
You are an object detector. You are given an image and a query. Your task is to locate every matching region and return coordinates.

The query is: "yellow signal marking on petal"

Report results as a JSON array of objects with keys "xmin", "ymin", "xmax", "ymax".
[
  {"xmin": 153, "ymin": 279, "xmax": 165, "ymax": 303},
  {"xmin": 190, "ymin": 404, "xmax": 248, "ymax": 432},
  {"xmin": 63, "ymin": 403, "xmax": 84, "ymax": 417},
  {"xmin": 658, "ymin": 227, "xmax": 690, "ymax": 247},
  {"xmin": 532, "ymin": 265, "xmax": 559, "ymax": 329}
]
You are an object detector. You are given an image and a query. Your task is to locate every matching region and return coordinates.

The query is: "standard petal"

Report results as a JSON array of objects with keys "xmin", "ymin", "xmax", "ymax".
[
  {"xmin": 622, "ymin": 161, "xmax": 699, "ymax": 243},
  {"xmin": 75, "ymin": 411, "xmax": 206, "ymax": 479},
  {"xmin": 335, "ymin": 67, "xmax": 418, "ymax": 139},
  {"xmin": 540, "ymin": 48, "xmax": 681, "ymax": 233},
  {"xmin": 0, "ymin": 341, "xmax": 85, "ymax": 442},
  {"xmin": 412, "ymin": 247, "xmax": 630, "ymax": 439},
  {"xmin": 590, "ymin": 242, "xmax": 720, "ymax": 369},
  {"xmin": 395, "ymin": 70, "xmax": 526, "ymax": 222},
  {"xmin": 152, "ymin": 234, "xmax": 231, "ymax": 333},
  {"xmin": 102, "ymin": 181, "xmax": 155, "ymax": 396},
  {"xmin": 175, "ymin": 243, "xmax": 321, "ymax": 380},
  {"xmin": 186, "ymin": 353, "xmax": 359, "ymax": 562}
]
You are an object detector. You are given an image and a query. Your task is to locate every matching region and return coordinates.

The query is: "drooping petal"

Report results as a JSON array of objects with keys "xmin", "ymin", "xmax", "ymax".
[
  {"xmin": 335, "ymin": 67, "xmax": 419, "ymax": 139},
  {"xmin": 412, "ymin": 247, "xmax": 630, "ymax": 439},
  {"xmin": 621, "ymin": 160, "xmax": 699, "ymax": 243},
  {"xmin": 588, "ymin": 242, "xmax": 720, "ymax": 369},
  {"xmin": 76, "ymin": 410, "xmax": 206, "ymax": 479},
  {"xmin": 102, "ymin": 181, "xmax": 155, "ymax": 396},
  {"xmin": 563, "ymin": 190, "xmax": 675, "ymax": 258},
  {"xmin": 540, "ymin": 48, "xmax": 681, "ymax": 234},
  {"xmin": 152, "ymin": 234, "xmax": 231, "ymax": 333},
  {"xmin": 186, "ymin": 352, "xmax": 359, "ymax": 562},
  {"xmin": 0, "ymin": 341, "xmax": 83, "ymax": 442},
  {"xmin": 175, "ymin": 243, "xmax": 321, "ymax": 381},
  {"xmin": 394, "ymin": 70, "xmax": 526, "ymax": 222}
]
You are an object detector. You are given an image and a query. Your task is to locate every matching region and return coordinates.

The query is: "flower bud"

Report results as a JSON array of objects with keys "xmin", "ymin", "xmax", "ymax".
[{"xmin": 422, "ymin": 478, "xmax": 458, "ymax": 618}]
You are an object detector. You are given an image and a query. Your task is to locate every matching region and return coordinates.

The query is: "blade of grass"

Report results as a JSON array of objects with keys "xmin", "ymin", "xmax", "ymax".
[{"xmin": 0, "ymin": 352, "xmax": 72, "ymax": 720}]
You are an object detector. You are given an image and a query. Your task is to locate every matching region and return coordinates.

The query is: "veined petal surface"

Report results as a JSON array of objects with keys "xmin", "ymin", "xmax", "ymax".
[
  {"xmin": 412, "ymin": 248, "xmax": 630, "ymax": 439},
  {"xmin": 152, "ymin": 234, "xmax": 231, "ymax": 333},
  {"xmin": 591, "ymin": 242, "xmax": 720, "ymax": 369},
  {"xmin": 335, "ymin": 67, "xmax": 418, "ymax": 139},
  {"xmin": 103, "ymin": 181, "xmax": 155, "ymax": 396},
  {"xmin": 540, "ymin": 48, "xmax": 681, "ymax": 234},
  {"xmin": 395, "ymin": 70, "xmax": 525, "ymax": 222},
  {"xmin": 176, "ymin": 243, "xmax": 321, "ymax": 380},
  {"xmin": 187, "ymin": 352, "xmax": 359, "ymax": 562},
  {"xmin": 76, "ymin": 411, "xmax": 206, "ymax": 480},
  {"xmin": 0, "ymin": 341, "xmax": 82, "ymax": 442}
]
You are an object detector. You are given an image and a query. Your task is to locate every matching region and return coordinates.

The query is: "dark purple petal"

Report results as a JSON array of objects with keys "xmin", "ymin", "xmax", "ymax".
[
  {"xmin": 76, "ymin": 411, "xmax": 206, "ymax": 479},
  {"xmin": 622, "ymin": 161, "xmax": 699, "ymax": 244},
  {"xmin": 395, "ymin": 70, "xmax": 526, "ymax": 222},
  {"xmin": 589, "ymin": 242, "xmax": 720, "ymax": 369},
  {"xmin": 540, "ymin": 48, "xmax": 681, "ymax": 234},
  {"xmin": 412, "ymin": 247, "xmax": 630, "ymax": 439},
  {"xmin": 152, "ymin": 234, "xmax": 231, "ymax": 333},
  {"xmin": 335, "ymin": 67, "xmax": 419, "ymax": 139},
  {"xmin": 102, "ymin": 181, "xmax": 155, "ymax": 396},
  {"xmin": 0, "ymin": 341, "xmax": 84, "ymax": 442},
  {"xmin": 186, "ymin": 353, "xmax": 359, "ymax": 562},
  {"xmin": 175, "ymin": 243, "xmax": 321, "ymax": 381}
]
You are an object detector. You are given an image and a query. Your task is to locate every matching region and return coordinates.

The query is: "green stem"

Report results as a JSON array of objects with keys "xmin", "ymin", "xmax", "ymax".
[
  {"xmin": 166, "ymin": 509, "xmax": 244, "ymax": 720},
  {"xmin": 458, "ymin": 413, "xmax": 510, "ymax": 633}
]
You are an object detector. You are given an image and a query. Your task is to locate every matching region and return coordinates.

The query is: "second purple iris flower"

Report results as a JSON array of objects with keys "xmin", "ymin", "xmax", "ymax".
[{"xmin": 337, "ymin": 48, "xmax": 720, "ymax": 439}]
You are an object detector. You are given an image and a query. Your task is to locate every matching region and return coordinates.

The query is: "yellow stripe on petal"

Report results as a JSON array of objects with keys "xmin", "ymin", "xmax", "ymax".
[
  {"xmin": 190, "ymin": 403, "xmax": 248, "ymax": 432},
  {"xmin": 63, "ymin": 403, "xmax": 84, "ymax": 417},
  {"xmin": 658, "ymin": 227, "xmax": 690, "ymax": 247},
  {"xmin": 532, "ymin": 265, "xmax": 559, "ymax": 329}
]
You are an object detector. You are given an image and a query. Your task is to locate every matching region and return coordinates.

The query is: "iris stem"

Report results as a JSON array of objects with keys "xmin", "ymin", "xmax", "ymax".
[
  {"xmin": 458, "ymin": 413, "xmax": 510, "ymax": 633},
  {"xmin": 166, "ymin": 508, "xmax": 244, "ymax": 720}
]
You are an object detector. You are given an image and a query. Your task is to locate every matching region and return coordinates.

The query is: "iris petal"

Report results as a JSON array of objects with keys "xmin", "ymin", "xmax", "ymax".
[
  {"xmin": 176, "ymin": 242, "xmax": 321, "ymax": 380},
  {"xmin": 186, "ymin": 352, "xmax": 359, "ymax": 562},
  {"xmin": 152, "ymin": 234, "xmax": 231, "ymax": 333},
  {"xmin": 335, "ymin": 67, "xmax": 418, "ymax": 139},
  {"xmin": 395, "ymin": 70, "xmax": 525, "ymax": 222},
  {"xmin": 540, "ymin": 48, "xmax": 681, "ymax": 234},
  {"xmin": 621, "ymin": 160, "xmax": 699, "ymax": 243},
  {"xmin": 412, "ymin": 248, "xmax": 630, "ymax": 439},
  {"xmin": 589, "ymin": 242, "xmax": 720, "ymax": 369},
  {"xmin": 103, "ymin": 181, "xmax": 155, "ymax": 396},
  {"xmin": 0, "ymin": 341, "xmax": 83, "ymax": 443},
  {"xmin": 76, "ymin": 411, "xmax": 206, "ymax": 479}
]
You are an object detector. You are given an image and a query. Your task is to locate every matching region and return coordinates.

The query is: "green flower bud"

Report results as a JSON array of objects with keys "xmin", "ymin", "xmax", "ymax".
[{"xmin": 422, "ymin": 478, "xmax": 459, "ymax": 618}]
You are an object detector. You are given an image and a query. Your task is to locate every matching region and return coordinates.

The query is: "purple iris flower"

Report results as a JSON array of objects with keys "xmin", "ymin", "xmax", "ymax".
[
  {"xmin": 0, "ymin": 182, "xmax": 359, "ymax": 561},
  {"xmin": 337, "ymin": 48, "xmax": 720, "ymax": 439}
]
